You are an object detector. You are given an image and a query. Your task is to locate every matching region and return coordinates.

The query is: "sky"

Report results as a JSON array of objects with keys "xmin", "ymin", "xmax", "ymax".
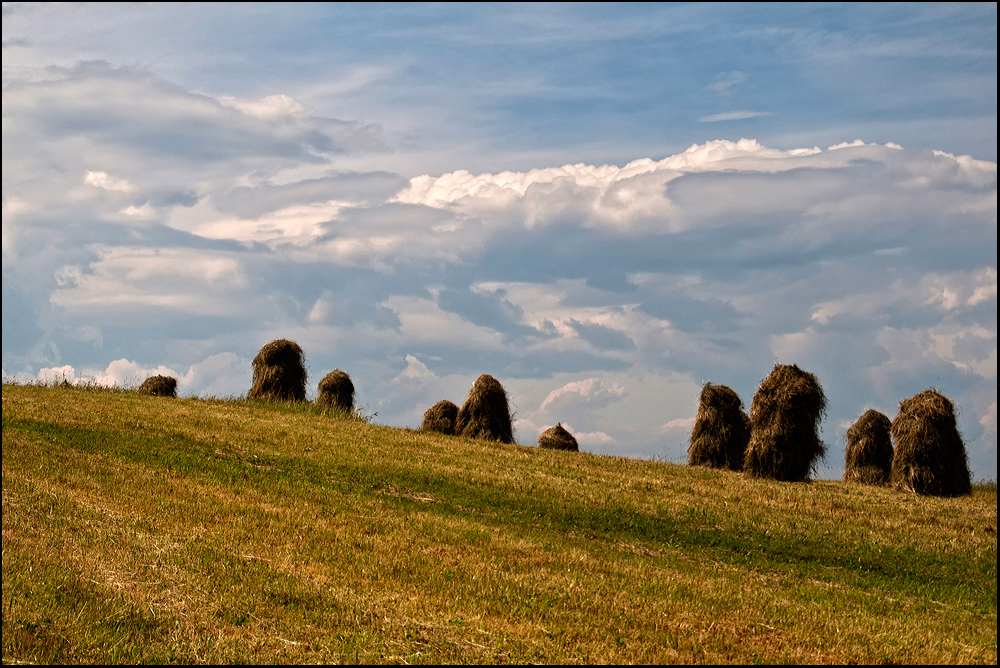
[{"xmin": 3, "ymin": 2, "xmax": 996, "ymax": 479}]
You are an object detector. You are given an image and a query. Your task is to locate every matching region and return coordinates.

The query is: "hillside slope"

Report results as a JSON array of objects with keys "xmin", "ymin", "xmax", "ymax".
[{"xmin": 2, "ymin": 383, "xmax": 996, "ymax": 663}]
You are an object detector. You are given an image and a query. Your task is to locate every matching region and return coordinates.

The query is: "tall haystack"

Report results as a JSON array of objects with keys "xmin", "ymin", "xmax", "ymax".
[
  {"xmin": 317, "ymin": 369, "xmax": 354, "ymax": 412},
  {"xmin": 744, "ymin": 364, "xmax": 827, "ymax": 482},
  {"xmin": 455, "ymin": 374, "xmax": 514, "ymax": 444},
  {"xmin": 687, "ymin": 382, "xmax": 750, "ymax": 471},
  {"xmin": 843, "ymin": 409, "xmax": 893, "ymax": 486},
  {"xmin": 248, "ymin": 339, "xmax": 307, "ymax": 402},
  {"xmin": 890, "ymin": 389, "xmax": 971, "ymax": 497},
  {"xmin": 421, "ymin": 400, "xmax": 459, "ymax": 435},
  {"xmin": 139, "ymin": 375, "xmax": 177, "ymax": 398},
  {"xmin": 539, "ymin": 423, "xmax": 578, "ymax": 451}
]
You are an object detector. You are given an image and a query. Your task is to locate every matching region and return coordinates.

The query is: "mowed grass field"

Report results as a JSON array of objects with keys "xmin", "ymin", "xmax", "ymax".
[{"xmin": 2, "ymin": 383, "xmax": 996, "ymax": 664}]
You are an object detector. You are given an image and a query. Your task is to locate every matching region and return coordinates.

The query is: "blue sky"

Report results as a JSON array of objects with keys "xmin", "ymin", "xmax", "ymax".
[{"xmin": 3, "ymin": 3, "xmax": 996, "ymax": 479}]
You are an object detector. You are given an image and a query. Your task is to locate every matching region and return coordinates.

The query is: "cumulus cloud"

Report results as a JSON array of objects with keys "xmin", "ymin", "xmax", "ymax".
[
  {"xmin": 397, "ymin": 354, "xmax": 434, "ymax": 381},
  {"xmin": 539, "ymin": 377, "xmax": 627, "ymax": 411},
  {"xmin": 391, "ymin": 138, "xmax": 995, "ymax": 249},
  {"xmin": 19, "ymin": 353, "xmax": 250, "ymax": 398},
  {"xmin": 29, "ymin": 359, "xmax": 175, "ymax": 388},
  {"xmin": 396, "ymin": 138, "xmax": 822, "ymax": 212}
]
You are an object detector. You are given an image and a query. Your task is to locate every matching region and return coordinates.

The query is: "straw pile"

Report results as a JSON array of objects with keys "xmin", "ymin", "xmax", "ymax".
[
  {"xmin": 843, "ymin": 409, "xmax": 893, "ymax": 485},
  {"xmin": 139, "ymin": 375, "xmax": 177, "ymax": 398},
  {"xmin": 687, "ymin": 382, "xmax": 750, "ymax": 471},
  {"xmin": 744, "ymin": 364, "xmax": 827, "ymax": 482},
  {"xmin": 538, "ymin": 423, "xmax": 578, "ymax": 451},
  {"xmin": 421, "ymin": 400, "xmax": 459, "ymax": 435},
  {"xmin": 317, "ymin": 369, "xmax": 354, "ymax": 412},
  {"xmin": 248, "ymin": 339, "xmax": 307, "ymax": 402},
  {"xmin": 455, "ymin": 374, "xmax": 514, "ymax": 443},
  {"xmin": 890, "ymin": 389, "xmax": 972, "ymax": 496}
]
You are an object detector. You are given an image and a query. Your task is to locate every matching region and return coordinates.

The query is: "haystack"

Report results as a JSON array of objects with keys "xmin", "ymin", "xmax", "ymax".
[
  {"xmin": 317, "ymin": 369, "xmax": 354, "ymax": 412},
  {"xmin": 890, "ymin": 389, "xmax": 971, "ymax": 496},
  {"xmin": 843, "ymin": 409, "xmax": 893, "ymax": 485},
  {"xmin": 687, "ymin": 382, "xmax": 750, "ymax": 471},
  {"xmin": 455, "ymin": 374, "xmax": 514, "ymax": 443},
  {"xmin": 538, "ymin": 423, "xmax": 578, "ymax": 451},
  {"xmin": 139, "ymin": 375, "xmax": 177, "ymax": 398},
  {"xmin": 743, "ymin": 364, "xmax": 827, "ymax": 482},
  {"xmin": 421, "ymin": 400, "xmax": 459, "ymax": 435},
  {"xmin": 248, "ymin": 339, "xmax": 307, "ymax": 402}
]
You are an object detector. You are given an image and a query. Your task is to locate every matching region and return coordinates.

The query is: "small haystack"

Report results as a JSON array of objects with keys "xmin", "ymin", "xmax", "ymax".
[
  {"xmin": 687, "ymin": 382, "xmax": 750, "ymax": 471},
  {"xmin": 317, "ymin": 369, "xmax": 355, "ymax": 412},
  {"xmin": 455, "ymin": 374, "xmax": 514, "ymax": 443},
  {"xmin": 890, "ymin": 389, "xmax": 972, "ymax": 497},
  {"xmin": 843, "ymin": 409, "xmax": 893, "ymax": 486},
  {"xmin": 139, "ymin": 375, "xmax": 177, "ymax": 398},
  {"xmin": 744, "ymin": 364, "xmax": 827, "ymax": 482},
  {"xmin": 248, "ymin": 339, "xmax": 307, "ymax": 402},
  {"xmin": 539, "ymin": 423, "xmax": 579, "ymax": 451},
  {"xmin": 421, "ymin": 400, "xmax": 459, "ymax": 435}
]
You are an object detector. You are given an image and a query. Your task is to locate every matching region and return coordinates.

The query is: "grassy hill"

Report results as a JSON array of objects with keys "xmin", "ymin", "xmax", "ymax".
[{"xmin": 2, "ymin": 382, "xmax": 996, "ymax": 664}]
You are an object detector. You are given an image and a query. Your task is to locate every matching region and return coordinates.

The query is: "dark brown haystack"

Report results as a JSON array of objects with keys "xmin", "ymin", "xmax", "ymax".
[
  {"xmin": 248, "ymin": 339, "xmax": 307, "ymax": 402},
  {"xmin": 539, "ymin": 423, "xmax": 578, "ymax": 451},
  {"xmin": 744, "ymin": 364, "xmax": 827, "ymax": 482},
  {"xmin": 139, "ymin": 375, "xmax": 177, "ymax": 398},
  {"xmin": 421, "ymin": 399, "xmax": 459, "ymax": 435},
  {"xmin": 890, "ymin": 389, "xmax": 972, "ymax": 497},
  {"xmin": 687, "ymin": 382, "xmax": 750, "ymax": 471},
  {"xmin": 455, "ymin": 374, "xmax": 514, "ymax": 444},
  {"xmin": 843, "ymin": 409, "xmax": 893, "ymax": 485},
  {"xmin": 316, "ymin": 369, "xmax": 355, "ymax": 412}
]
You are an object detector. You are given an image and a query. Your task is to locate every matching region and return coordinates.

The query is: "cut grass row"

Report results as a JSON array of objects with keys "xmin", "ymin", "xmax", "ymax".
[{"xmin": 2, "ymin": 383, "xmax": 996, "ymax": 663}]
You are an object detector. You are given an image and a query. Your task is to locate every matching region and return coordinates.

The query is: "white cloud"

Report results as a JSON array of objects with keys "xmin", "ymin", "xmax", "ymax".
[
  {"xmin": 50, "ymin": 247, "xmax": 249, "ymax": 315},
  {"xmin": 982, "ymin": 402, "xmax": 997, "ymax": 432},
  {"xmin": 121, "ymin": 203, "xmax": 156, "ymax": 219},
  {"xmin": 36, "ymin": 365, "xmax": 80, "ymax": 385},
  {"xmin": 574, "ymin": 430, "xmax": 615, "ymax": 447},
  {"xmin": 218, "ymin": 94, "xmax": 309, "ymax": 120},
  {"xmin": 705, "ymin": 71, "xmax": 746, "ymax": 95},
  {"xmin": 91, "ymin": 358, "xmax": 179, "ymax": 388},
  {"xmin": 27, "ymin": 354, "xmax": 249, "ymax": 397},
  {"xmin": 662, "ymin": 416, "xmax": 695, "ymax": 431},
  {"xmin": 397, "ymin": 354, "xmax": 434, "ymax": 381},
  {"xmin": 828, "ymin": 139, "xmax": 869, "ymax": 150},
  {"xmin": 871, "ymin": 324, "xmax": 997, "ymax": 385},
  {"xmin": 389, "ymin": 138, "xmax": 997, "ymax": 242},
  {"xmin": 539, "ymin": 377, "xmax": 627, "ymax": 411},
  {"xmin": 811, "ymin": 268, "xmax": 997, "ymax": 324},
  {"xmin": 186, "ymin": 200, "xmax": 354, "ymax": 244},
  {"xmin": 85, "ymin": 171, "xmax": 133, "ymax": 192},
  {"xmin": 396, "ymin": 138, "xmax": 822, "ymax": 213},
  {"xmin": 697, "ymin": 110, "xmax": 771, "ymax": 122},
  {"xmin": 178, "ymin": 352, "xmax": 249, "ymax": 398}
]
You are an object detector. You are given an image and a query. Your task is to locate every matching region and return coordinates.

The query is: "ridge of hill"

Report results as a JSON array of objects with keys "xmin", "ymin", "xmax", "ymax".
[{"xmin": 2, "ymin": 383, "xmax": 996, "ymax": 663}]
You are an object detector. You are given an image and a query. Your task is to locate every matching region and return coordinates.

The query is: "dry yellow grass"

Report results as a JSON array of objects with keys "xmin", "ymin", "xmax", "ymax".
[{"xmin": 3, "ymin": 383, "xmax": 996, "ymax": 663}]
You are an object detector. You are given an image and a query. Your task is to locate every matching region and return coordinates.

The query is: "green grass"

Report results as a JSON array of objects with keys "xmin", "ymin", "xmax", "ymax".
[{"xmin": 2, "ymin": 382, "xmax": 996, "ymax": 664}]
